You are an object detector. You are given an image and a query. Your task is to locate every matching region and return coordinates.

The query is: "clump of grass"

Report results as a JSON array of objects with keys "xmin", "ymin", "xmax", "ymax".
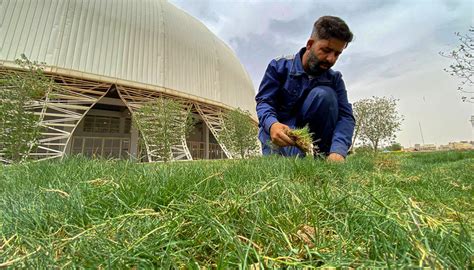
[
  {"xmin": 374, "ymin": 153, "xmax": 400, "ymax": 172},
  {"xmin": 287, "ymin": 126, "xmax": 314, "ymax": 155}
]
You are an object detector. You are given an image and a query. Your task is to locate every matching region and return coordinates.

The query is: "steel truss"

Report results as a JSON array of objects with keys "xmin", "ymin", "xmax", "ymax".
[
  {"xmin": 1, "ymin": 68, "xmax": 238, "ymax": 162},
  {"xmin": 30, "ymin": 76, "xmax": 111, "ymax": 161},
  {"xmin": 116, "ymin": 85, "xmax": 193, "ymax": 162},
  {"xmin": 194, "ymin": 103, "xmax": 233, "ymax": 159},
  {"xmin": 0, "ymin": 69, "xmax": 111, "ymax": 162}
]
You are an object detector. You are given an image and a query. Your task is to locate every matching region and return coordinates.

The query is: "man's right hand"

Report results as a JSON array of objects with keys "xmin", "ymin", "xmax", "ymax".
[{"xmin": 270, "ymin": 122, "xmax": 295, "ymax": 147}]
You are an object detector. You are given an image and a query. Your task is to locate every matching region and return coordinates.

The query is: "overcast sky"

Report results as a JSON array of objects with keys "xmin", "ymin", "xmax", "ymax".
[{"xmin": 170, "ymin": 0, "xmax": 473, "ymax": 147}]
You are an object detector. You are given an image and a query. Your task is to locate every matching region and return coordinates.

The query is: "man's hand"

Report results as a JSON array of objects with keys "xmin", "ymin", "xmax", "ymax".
[
  {"xmin": 327, "ymin": 153, "xmax": 345, "ymax": 162},
  {"xmin": 269, "ymin": 122, "xmax": 295, "ymax": 147}
]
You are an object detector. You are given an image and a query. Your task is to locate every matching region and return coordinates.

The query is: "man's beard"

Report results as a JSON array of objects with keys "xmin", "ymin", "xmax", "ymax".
[{"xmin": 307, "ymin": 50, "xmax": 332, "ymax": 76}]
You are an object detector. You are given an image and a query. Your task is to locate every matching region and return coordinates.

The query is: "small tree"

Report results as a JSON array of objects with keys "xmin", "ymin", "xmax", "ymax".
[
  {"xmin": 0, "ymin": 55, "xmax": 51, "ymax": 163},
  {"xmin": 440, "ymin": 27, "xmax": 473, "ymax": 103},
  {"xmin": 220, "ymin": 108, "xmax": 259, "ymax": 159},
  {"xmin": 386, "ymin": 143, "xmax": 403, "ymax": 151},
  {"xmin": 134, "ymin": 97, "xmax": 194, "ymax": 162},
  {"xmin": 351, "ymin": 98, "xmax": 371, "ymax": 151},
  {"xmin": 352, "ymin": 96, "xmax": 403, "ymax": 152}
]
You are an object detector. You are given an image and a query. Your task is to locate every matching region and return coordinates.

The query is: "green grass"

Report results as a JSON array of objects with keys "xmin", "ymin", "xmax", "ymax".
[{"xmin": 0, "ymin": 151, "xmax": 472, "ymax": 268}]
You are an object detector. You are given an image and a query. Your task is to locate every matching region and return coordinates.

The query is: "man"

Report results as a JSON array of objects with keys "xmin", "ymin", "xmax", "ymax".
[{"xmin": 255, "ymin": 16, "xmax": 355, "ymax": 162}]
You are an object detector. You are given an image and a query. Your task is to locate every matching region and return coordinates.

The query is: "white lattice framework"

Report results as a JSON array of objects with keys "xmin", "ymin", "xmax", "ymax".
[
  {"xmin": 0, "ymin": 69, "xmax": 249, "ymax": 162},
  {"xmin": 0, "ymin": 69, "xmax": 111, "ymax": 162},
  {"xmin": 116, "ymin": 85, "xmax": 194, "ymax": 162},
  {"xmin": 30, "ymin": 76, "xmax": 111, "ymax": 161},
  {"xmin": 194, "ymin": 103, "xmax": 233, "ymax": 159}
]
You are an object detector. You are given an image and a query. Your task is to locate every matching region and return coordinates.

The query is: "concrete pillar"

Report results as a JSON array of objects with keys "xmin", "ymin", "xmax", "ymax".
[
  {"xmin": 205, "ymin": 124, "xmax": 210, "ymax": 159},
  {"xmin": 130, "ymin": 124, "xmax": 139, "ymax": 159}
]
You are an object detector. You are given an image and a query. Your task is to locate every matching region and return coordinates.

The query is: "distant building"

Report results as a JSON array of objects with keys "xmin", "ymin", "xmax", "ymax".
[
  {"xmin": 413, "ymin": 144, "xmax": 437, "ymax": 151},
  {"xmin": 420, "ymin": 144, "xmax": 437, "ymax": 151},
  {"xmin": 438, "ymin": 145, "xmax": 451, "ymax": 151},
  {"xmin": 448, "ymin": 142, "xmax": 473, "ymax": 150}
]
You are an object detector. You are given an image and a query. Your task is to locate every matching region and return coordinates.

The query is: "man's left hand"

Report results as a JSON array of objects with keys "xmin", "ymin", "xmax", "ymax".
[{"xmin": 327, "ymin": 153, "xmax": 345, "ymax": 162}]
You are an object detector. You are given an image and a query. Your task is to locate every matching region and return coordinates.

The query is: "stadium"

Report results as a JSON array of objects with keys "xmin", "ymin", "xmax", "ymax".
[{"xmin": 0, "ymin": 0, "xmax": 256, "ymax": 162}]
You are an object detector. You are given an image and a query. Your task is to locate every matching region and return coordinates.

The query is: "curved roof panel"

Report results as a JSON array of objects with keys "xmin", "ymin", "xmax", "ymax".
[{"xmin": 0, "ymin": 0, "xmax": 256, "ymax": 114}]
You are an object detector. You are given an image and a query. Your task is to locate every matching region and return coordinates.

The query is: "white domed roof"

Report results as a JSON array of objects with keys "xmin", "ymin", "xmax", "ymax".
[{"xmin": 0, "ymin": 0, "xmax": 256, "ymax": 114}]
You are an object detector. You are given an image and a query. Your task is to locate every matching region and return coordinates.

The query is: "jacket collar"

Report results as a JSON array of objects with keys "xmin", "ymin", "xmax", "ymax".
[{"xmin": 289, "ymin": 47, "xmax": 307, "ymax": 77}]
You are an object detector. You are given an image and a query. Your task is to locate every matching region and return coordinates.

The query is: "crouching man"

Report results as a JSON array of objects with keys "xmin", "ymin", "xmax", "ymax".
[{"xmin": 255, "ymin": 16, "xmax": 355, "ymax": 162}]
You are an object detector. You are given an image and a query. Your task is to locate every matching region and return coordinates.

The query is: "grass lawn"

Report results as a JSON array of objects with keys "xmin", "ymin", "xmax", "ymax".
[{"xmin": 0, "ymin": 151, "xmax": 472, "ymax": 268}]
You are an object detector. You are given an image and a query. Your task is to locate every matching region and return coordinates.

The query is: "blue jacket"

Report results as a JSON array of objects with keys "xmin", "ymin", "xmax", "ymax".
[{"xmin": 255, "ymin": 48, "xmax": 355, "ymax": 156}]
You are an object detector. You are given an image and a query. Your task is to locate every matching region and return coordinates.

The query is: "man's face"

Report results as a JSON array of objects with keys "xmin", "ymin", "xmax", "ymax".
[{"xmin": 305, "ymin": 38, "xmax": 347, "ymax": 75}]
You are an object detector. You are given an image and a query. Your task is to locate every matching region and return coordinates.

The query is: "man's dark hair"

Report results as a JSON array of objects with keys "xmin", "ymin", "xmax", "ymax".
[{"xmin": 311, "ymin": 16, "xmax": 353, "ymax": 43}]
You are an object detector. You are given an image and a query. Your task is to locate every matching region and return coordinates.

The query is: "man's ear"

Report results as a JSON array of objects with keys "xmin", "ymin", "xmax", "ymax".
[{"xmin": 306, "ymin": 39, "xmax": 314, "ymax": 50}]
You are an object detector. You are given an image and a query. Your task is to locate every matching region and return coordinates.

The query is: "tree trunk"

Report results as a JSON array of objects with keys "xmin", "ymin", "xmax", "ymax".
[{"xmin": 350, "ymin": 127, "xmax": 360, "ymax": 152}]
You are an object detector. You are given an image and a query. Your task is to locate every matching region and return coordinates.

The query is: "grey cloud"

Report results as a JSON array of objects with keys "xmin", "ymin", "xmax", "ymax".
[
  {"xmin": 264, "ymin": 1, "xmax": 403, "ymax": 51},
  {"xmin": 230, "ymin": 32, "xmax": 303, "ymax": 88},
  {"xmin": 341, "ymin": 0, "xmax": 401, "ymax": 13},
  {"xmin": 441, "ymin": 0, "xmax": 463, "ymax": 11},
  {"xmin": 268, "ymin": 17, "xmax": 312, "ymax": 39}
]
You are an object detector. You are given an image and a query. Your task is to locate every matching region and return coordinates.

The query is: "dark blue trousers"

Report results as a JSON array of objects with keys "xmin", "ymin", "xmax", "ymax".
[{"xmin": 260, "ymin": 86, "xmax": 338, "ymax": 157}]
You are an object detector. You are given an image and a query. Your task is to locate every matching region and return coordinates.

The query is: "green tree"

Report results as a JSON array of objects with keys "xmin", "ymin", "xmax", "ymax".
[
  {"xmin": 134, "ymin": 97, "xmax": 194, "ymax": 162},
  {"xmin": 350, "ymin": 98, "xmax": 371, "ymax": 152},
  {"xmin": 441, "ymin": 27, "xmax": 473, "ymax": 103},
  {"xmin": 220, "ymin": 108, "xmax": 259, "ymax": 159},
  {"xmin": 0, "ymin": 55, "xmax": 52, "ymax": 163},
  {"xmin": 387, "ymin": 142, "xmax": 403, "ymax": 151},
  {"xmin": 352, "ymin": 96, "xmax": 403, "ymax": 152}
]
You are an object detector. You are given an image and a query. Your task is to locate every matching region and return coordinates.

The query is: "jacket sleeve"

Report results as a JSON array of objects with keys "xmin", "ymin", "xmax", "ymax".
[
  {"xmin": 330, "ymin": 73, "xmax": 355, "ymax": 157},
  {"xmin": 255, "ymin": 60, "xmax": 281, "ymax": 134}
]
